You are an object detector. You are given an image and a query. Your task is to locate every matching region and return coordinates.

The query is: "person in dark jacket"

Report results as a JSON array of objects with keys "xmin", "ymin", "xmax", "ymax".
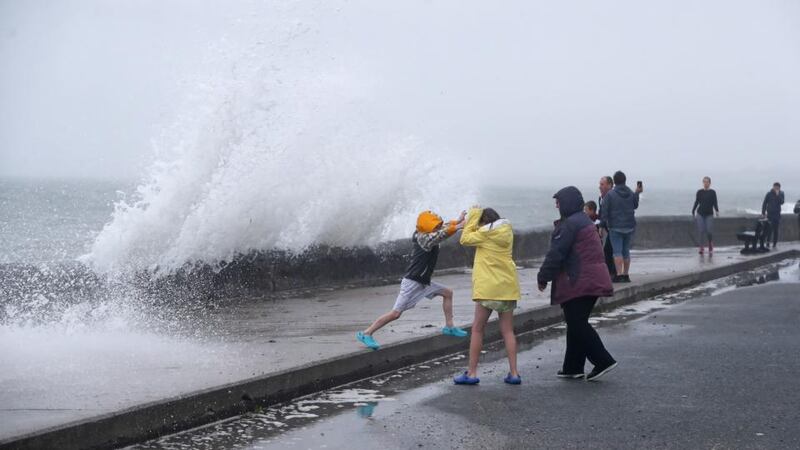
[
  {"xmin": 538, "ymin": 186, "xmax": 617, "ymax": 381},
  {"xmin": 794, "ymin": 199, "xmax": 800, "ymax": 241},
  {"xmin": 597, "ymin": 175, "xmax": 616, "ymax": 278},
  {"xmin": 692, "ymin": 176, "xmax": 719, "ymax": 255},
  {"xmin": 761, "ymin": 182, "xmax": 785, "ymax": 248},
  {"xmin": 600, "ymin": 171, "xmax": 641, "ymax": 282},
  {"xmin": 357, "ymin": 210, "xmax": 467, "ymax": 350}
]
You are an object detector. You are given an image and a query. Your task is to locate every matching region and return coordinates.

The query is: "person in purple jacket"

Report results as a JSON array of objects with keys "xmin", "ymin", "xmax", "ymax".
[{"xmin": 538, "ymin": 186, "xmax": 618, "ymax": 381}]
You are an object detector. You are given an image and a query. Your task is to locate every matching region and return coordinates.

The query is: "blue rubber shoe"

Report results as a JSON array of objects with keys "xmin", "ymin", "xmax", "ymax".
[
  {"xmin": 504, "ymin": 373, "xmax": 522, "ymax": 385},
  {"xmin": 453, "ymin": 371, "xmax": 480, "ymax": 385},
  {"xmin": 442, "ymin": 326, "xmax": 468, "ymax": 338},
  {"xmin": 356, "ymin": 331, "xmax": 380, "ymax": 350}
]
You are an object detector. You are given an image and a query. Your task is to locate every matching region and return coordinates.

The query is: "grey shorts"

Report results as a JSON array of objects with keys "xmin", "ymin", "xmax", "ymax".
[{"xmin": 392, "ymin": 278, "xmax": 449, "ymax": 312}]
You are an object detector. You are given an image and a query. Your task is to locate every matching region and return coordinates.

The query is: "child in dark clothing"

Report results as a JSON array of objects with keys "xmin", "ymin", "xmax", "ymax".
[
  {"xmin": 356, "ymin": 210, "xmax": 468, "ymax": 350},
  {"xmin": 584, "ymin": 201, "xmax": 599, "ymax": 222}
]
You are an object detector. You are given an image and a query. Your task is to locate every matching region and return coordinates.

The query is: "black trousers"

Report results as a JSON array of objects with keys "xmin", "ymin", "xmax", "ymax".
[
  {"xmin": 561, "ymin": 296, "xmax": 615, "ymax": 373},
  {"xmin": 768, "ymin": 217, "xmax": 781, "ymax": 245},
  {"xmin": 603, "ymin": 233, "xmax": 616, "ymax": 276}
]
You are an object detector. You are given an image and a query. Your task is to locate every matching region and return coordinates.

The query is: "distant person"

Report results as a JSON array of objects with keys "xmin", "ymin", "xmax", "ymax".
[
  {"xmin": 538, "ymin": 186, "xmax": 616, "ymax": 381},
  {"xmin": 761, "ymin": 182, "xmax": 785, "ymax": 248},
  {"xmin": 597, "ymin": 176, "xmax": 616, "ymax": 277},
  {"xmin": 795, "ymin": 199, "xmax": 800, "ymax": 240},
  {"xmin": 584, "ymin": 200, "xmax": 599, "ymax": 222},
  {"xmin": 356, "ymin": 210, "xmax": 468, "ymax": 350},
  {"xmin": 454, "ymin": 207, "xmax": 521, "ymax": 385},
  {"xmin": 600, "ymin": 171, "xmax": 642, "ymax": 283},
  {"xmin": 691, "ymin": 176, "xmax": 719, "ymax": 255}
]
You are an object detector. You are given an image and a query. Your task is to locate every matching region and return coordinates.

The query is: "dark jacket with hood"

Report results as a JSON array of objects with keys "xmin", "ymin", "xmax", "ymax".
[
  {"xmin": 762, "ymin": 190, "xmax": 785, "ymax": 220},
  {"xmin": 601, "ymin": 184, "xmax": 639, "ymax": 232},
  {"xmin": 403, "ymin": 223, "xmax": 457, "ymax": 285},
  {"xmin": 537, "ymin": 186, "xmax": 614, "ymax": 305}
]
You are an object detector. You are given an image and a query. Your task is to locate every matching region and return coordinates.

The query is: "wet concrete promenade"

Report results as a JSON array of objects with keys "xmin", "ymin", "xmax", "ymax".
[
  {"xmin": 1, "ymin": 245, "xmax": 798, "ymax": 446},
  {"xmin": 142, "ymin": 278, "xmax": 800, "ymax": 449}
]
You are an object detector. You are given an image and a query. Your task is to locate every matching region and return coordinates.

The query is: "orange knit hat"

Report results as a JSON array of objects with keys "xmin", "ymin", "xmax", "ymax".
[{"xmin": 416, "ymin": 211, "xmax": 443, "ymax": 233}]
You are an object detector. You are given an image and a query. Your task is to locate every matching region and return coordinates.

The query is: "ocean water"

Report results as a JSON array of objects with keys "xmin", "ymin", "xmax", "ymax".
[
  {"xmin": 2, "ymin": 176, "xmax": 794, "ymax": 268},
  {"xmin": 0, "ymin": 178, "xmax": 129, "ymax": 264}
]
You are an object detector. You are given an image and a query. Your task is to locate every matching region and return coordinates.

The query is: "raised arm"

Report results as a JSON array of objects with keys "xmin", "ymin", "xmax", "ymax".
[
  {"xmin": 459, "ymin": 208, "xmax": 487, "ymax": 247},
  {"xmin": 416, "ymin": 221, "xmax": 458, "ymax": 251}
]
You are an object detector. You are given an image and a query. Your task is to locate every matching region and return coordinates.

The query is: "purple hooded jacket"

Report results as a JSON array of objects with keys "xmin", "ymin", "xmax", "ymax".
[{"xmin": 537, "ymin": 186, "xmax": 614, "ymax": 305}]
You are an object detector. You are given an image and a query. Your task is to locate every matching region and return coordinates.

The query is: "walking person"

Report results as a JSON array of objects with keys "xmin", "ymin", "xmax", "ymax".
[
  {"xmin": 597, "ymin": 176, "xmax": 616, "ymax": 278},
  {"xmin": 692, "ymin": 176, "xmax": 719, "ymax": 255},
  {"xmin": 538, "ymin": 186, "xmax": 616, "ymax": 381},
  {"xmin": 600, "ymin": 171, "xmax": 642, "ymax": 282},
  {"xmin": 761, "ymin": 182, "xmax": 785, "ymax": 248},
  {"xmin": 454, "ymin": 206, "xmax": 521, "ymax": 385}
]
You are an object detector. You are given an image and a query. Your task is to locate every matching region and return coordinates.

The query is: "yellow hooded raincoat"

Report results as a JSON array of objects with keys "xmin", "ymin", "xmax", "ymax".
[{"xmin": 459, "ymin": 208, "xmax": 521, "ymax": 301}]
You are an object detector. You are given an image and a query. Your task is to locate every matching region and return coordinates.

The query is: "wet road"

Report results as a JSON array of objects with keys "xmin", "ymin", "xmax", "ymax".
[
  {"xmin": 134, "ymin": 268, "xmax": 800, "ymax": 450},
  {"xmin": 5, "ymin": 247, "xmax": 796, "ymax": 441}
]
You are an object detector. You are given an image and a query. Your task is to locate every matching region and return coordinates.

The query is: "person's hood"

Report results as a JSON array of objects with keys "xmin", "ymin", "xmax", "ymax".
[
  {"xmin": 553, "ymin": 186, "xmax": 585, "ymax": 218},
  {"xmin": 416, "ymin": 211, "xmax": 443, "ymax": 233},
  {"xmin": 613, "ymin": 184, "xmax": 634, "ymax": 199},
  {"xmin": 479, "ymin": 218, "xmax": 511, "ymax": 231},
  {"xmin": 478, "ymin": 218, "xmax": 513, "ymax": 248}
]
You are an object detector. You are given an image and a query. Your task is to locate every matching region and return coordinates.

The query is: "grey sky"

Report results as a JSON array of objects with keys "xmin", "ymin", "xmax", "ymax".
[{"xmin": 1, "ymin": 0, "xmax": 798, "ymax": 190}]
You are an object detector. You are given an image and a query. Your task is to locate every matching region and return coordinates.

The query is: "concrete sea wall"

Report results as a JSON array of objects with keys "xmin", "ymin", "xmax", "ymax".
[{"xmin": 208, "ymin": 215, "xmax": 799, "ymax": 296}]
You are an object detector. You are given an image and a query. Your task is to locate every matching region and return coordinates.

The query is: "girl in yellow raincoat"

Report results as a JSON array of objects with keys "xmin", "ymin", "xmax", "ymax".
[{"xmin": 454, "ymin": 206, "xmax": 521, "ymax": 385}]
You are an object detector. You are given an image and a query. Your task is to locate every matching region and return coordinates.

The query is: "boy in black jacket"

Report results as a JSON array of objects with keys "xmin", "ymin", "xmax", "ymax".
[{"xmin": 356, "ymin": 210, "xmax": 467, "ymax": 350}]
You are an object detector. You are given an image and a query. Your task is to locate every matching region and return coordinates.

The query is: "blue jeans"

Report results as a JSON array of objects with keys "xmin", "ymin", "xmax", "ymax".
[
  {"xmin": 695, "ymin": 214, "xmax": 714, "ymax": 246},
  {"xmin": 609, "ymin": 230, "xmax": 634, "ymax": 259}
]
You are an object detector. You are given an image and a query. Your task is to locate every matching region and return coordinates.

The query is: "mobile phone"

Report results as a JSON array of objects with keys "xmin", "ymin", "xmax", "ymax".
[{"xmin": 637, "ymin": 180, "xmax": 643, "ymax": 191}]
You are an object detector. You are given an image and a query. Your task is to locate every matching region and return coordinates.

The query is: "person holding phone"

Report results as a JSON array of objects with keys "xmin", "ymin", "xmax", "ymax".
[{"xmin": 599, "ymin": 171, "xmax": 642, "ymax": 283}]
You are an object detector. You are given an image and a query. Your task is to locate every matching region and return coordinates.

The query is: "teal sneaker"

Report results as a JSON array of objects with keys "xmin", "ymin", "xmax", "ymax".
[
  {"xmin": 442, "ymin": 326, "xmax": 468, "ymax": 338},
  {"xmin": 356, "ymin": 331, "xmax": 380, "ymax": 350}
]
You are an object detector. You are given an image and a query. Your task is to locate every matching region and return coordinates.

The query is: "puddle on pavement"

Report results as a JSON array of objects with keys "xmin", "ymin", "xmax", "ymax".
[
  {"xmin": 579, "ymin": 258, "xmax": 800, "ymax": 328},
  {"xmin": 129, "ymin": 259, "xmax": 799, "ymax": 450}
]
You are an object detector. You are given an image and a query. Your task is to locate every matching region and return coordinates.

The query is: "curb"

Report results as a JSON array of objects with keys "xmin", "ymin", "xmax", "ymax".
[{"xmin": 2, "ymin": 249, "xmax": 797, "ymax": 450}]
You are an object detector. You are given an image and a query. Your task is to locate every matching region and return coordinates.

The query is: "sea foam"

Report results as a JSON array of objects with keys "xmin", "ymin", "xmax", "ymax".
[{"xmin": 83, "ymin": 15, "xmax": 474, "ymax": 274}]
